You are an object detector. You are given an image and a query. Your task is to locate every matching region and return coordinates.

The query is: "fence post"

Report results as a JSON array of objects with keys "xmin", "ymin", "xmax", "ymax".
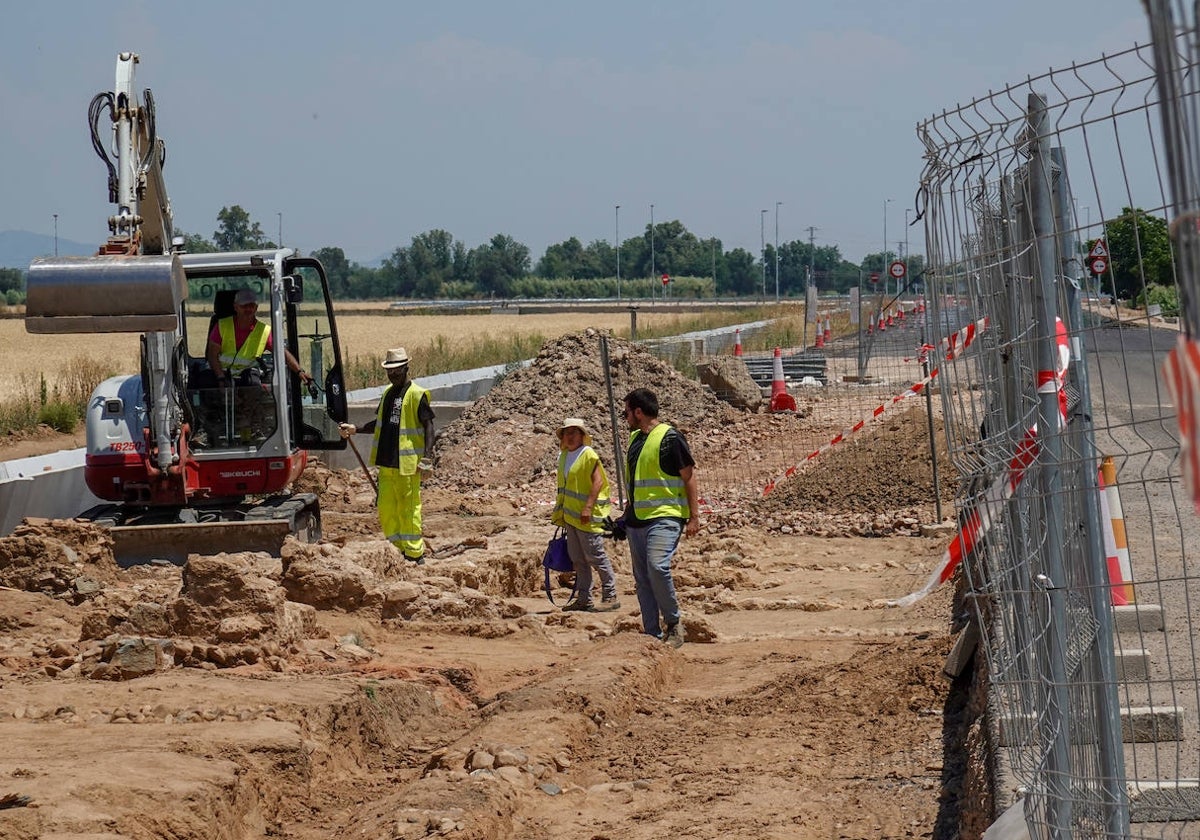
[
  {"xmin": 1028, "ymin": 91, "xmax": 1075, "ymax": 837},
  {"xmin": 599, "ymin": 335, "xmax": 626, "ymax": 510},
  {"xmin": 1051, "ymin": 146, "xmax": 1131, "ymax": 833}
]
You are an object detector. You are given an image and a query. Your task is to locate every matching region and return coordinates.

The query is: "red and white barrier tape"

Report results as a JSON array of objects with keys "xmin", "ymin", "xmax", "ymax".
[
  {"xmin": 890, "ymin": 318, "xmax": 1069, "ymax": 607},
  {"xmin": 762, "ymin": 318, "xmax": 989, "ymax": 496},
  {"xmin": 1162, "ymin": 335, "xmax": 1200, "ymax": 514},
  {"xmin": 888, "ymin": 426, "xmax": 1040, "ymax": 607}
]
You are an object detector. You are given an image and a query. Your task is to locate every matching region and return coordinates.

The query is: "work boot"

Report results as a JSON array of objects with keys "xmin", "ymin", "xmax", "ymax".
[
  {"xmin": 662, "ymin": 623, "xmax": 684, "ymax": 649},
  {"xmin": 562, "ymin": 600, "xmax": 596, "ymax": 612},
  {"xmin": 597, "ymin": 596, "xmax": 621, "ymax": 612},
  {"xmin": 404, "ymin": 553, "xmax": 425, "ymax": 566}
]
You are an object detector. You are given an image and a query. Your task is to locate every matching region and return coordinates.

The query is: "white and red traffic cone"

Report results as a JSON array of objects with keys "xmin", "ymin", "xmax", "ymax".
[
  {"xmin": 733, "ymin": 328, "xmax": 743, "ymax": 356},
  {"xmin": 823, "ymin": 317, "xmax": 831, "ymax": 343},
  {"xmin": 814, "ymin": 329, "xmax": 824, "ymax": 349},
  {"xmin": 768, "ymin": 347, "xmax": 797, "ymax": 412},
  {"xmin": 886, "ymin": 310, "xmax": 894, "ymax": 328}
]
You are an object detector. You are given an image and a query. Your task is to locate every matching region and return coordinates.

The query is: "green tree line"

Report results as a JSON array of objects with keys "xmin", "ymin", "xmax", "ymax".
[
  {"xmin": 7, "ymin": 204, "xmax": 938, "ymax": 303},
  {"xmin": 176, "ymin": 205, "xmax": 930, "ymax": 300}
]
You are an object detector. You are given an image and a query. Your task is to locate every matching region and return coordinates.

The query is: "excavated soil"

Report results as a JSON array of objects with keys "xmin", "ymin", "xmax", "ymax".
[{"xmin": 0, "ymin": 331, "xmax": 970, "ymax": 839}]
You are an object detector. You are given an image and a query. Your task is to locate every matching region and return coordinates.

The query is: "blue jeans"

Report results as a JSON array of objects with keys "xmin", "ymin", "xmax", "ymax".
[
  {"xmin": 565, "ymin": 525, "xmax": 618, "ymax": 604},
  {"xmin": 627, "ymin": 518, "xmax": 683, "ymax": 637}
]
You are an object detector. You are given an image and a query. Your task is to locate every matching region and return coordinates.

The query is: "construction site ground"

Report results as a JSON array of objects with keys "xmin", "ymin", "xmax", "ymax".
[{"xmin": 0, "ymin": 332, "xmax": 969, "ymax": 839}]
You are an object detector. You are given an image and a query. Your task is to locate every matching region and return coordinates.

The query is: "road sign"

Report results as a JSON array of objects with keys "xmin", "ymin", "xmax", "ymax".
[
  {"xmin": 1089, "ymin": 256, "xmax": 1107, "ymax": 275},
  {"xmin": 889, "ymin": 260, "xmax": 907, "ymax": 280},
  {"xmin": 661, "ymin": 273, "xmax": 670, "ymax": 286},
  {"xmin": 869, "ymin": 272, "xmax": 880, "ymax": 284},
  {"xmin": 1088, "ymin": 239, "xmax": 1108, "ymax": 259}
]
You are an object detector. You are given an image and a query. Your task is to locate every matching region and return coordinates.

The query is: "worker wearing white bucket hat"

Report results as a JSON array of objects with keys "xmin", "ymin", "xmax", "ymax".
[{"xmin": 552, "ymin": 418, "xmax": 620, "ymax": 611}]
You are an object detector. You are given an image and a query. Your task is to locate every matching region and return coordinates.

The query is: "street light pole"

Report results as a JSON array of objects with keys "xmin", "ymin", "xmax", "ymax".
[
  {"xmin": 277, "ymin": 212, "xmax": 283, "ymax": 248},
  {"xmin": 615, "ymin": 205, "xmax": 621, "ymax": 301},
  {"xmin": 904, "ymin": 208, "xmax": 912, "ymax": 263},
  {"xmin": 53, "ymin": 214, "xmax": 58, "ymax": 257},
  {"xmin": 883, "ymin": 198, "xmax": 893, "ymax": 295},
  {"xmin": 774, "ymin": 201, "xmax": 782, "ymax": 301},
  {"xmin": 650, "ymin": 203, "xmax": 655, "ymax": 291},
  {"xmin": 760, "ymin": 209, "xmax": 767, "ymax": 300}
]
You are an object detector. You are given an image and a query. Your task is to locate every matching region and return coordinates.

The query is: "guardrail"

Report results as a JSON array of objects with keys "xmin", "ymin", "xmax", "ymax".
[{"xmin": 740, "ymin": 351, "xmax": 828, "ymax": 385}]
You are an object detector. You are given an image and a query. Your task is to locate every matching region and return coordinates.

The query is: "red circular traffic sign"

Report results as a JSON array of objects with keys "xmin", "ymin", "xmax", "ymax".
[
  {"xmin": 1089, "ymin": 257, "xmax": 1107, "ymax": 275},
  {"xmin": 889, "ymin": 260, "xmax": 907, "ymax": 279}
]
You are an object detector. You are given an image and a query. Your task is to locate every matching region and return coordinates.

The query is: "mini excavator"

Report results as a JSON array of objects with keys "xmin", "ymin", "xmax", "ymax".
[{"xmin": 25, "ymin": 52, "xmax": 349, "ymax": 564}]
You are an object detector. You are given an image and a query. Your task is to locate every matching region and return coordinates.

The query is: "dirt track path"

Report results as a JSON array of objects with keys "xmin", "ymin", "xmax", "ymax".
[{"xmin": 0, "ymin": 503, "xmax": 956, "ymax": 840}]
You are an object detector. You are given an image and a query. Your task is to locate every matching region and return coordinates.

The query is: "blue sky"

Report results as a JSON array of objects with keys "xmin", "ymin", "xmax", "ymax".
[{"xmin": 1, "ymin": 1, "xmax": 1148, "ymax": 266}]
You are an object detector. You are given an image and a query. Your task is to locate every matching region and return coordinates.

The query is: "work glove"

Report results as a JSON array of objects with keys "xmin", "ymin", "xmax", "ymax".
[
  {"xmin": 603, "ymin": 515, "xmax": 627, "ymax": 541},
  {"xmin": 338, "ymin": 423, "xmax": 357, "ymax": 439},
  {"xmin": 417, "ymin": 458, "xmax": 434, "ymax": 478}
]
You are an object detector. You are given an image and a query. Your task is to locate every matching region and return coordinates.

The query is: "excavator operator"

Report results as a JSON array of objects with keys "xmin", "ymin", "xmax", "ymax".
[
  {"xmin": 195, "ymin": 287, "xmax": 312, "ymax": 447},
  {"xmin": 205, "ymin": 288, "xmax": 311, "ymax": 386}
]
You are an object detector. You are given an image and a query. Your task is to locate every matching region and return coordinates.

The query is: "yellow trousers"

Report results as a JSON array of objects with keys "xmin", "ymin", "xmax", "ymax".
[{"xmin": 377, "ymin": 467, "xmax": 424, "ymax": 559}]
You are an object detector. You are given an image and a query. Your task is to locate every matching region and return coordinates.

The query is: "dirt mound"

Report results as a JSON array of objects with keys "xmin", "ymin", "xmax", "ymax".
[
  {"xmin": 0, "ymin": 519, "xmax": 119, "ymax": 600},
  {"xmin": 756, "ymin": 406, "xmax": 957, "ymax": 516},
  {"xmin": 434, "ymin": 330, "xmax": 737, "ymax": 488}
]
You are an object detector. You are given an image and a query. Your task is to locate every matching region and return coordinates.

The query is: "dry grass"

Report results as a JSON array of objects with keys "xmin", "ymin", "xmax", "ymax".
[{"xmin": 0, "ymin": 308, "xmax": 718, "ymax": 400}]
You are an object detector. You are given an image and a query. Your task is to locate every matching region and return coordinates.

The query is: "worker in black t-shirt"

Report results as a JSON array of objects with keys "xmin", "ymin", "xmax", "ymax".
[{"xmin": 339, "ymin": 347, "xmax": 435, "ymax": 564}]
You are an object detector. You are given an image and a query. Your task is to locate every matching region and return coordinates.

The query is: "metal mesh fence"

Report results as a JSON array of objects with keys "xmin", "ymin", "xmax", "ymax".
[
  {"xmin": 639, "ymin": 299, "xmax": 968, "ymax": 515},
  {"xmin": 920, "ymin": 30, "xmax": 1200, "ymax": 838}
]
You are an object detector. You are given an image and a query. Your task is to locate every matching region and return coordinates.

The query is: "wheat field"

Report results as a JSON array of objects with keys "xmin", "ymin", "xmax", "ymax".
[{"xmin": 0, "ymin": 308, "xmax": 692, "ymax": 400}]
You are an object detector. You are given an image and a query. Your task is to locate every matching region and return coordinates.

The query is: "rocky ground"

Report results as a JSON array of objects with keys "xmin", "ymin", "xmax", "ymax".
[{"xmin": 0, "ymin": 331, "xmax": 967, "ymax": 839}]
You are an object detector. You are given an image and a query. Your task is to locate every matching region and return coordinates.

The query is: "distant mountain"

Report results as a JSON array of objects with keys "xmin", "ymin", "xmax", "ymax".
[{"xmin": 0, "ymin": 230, "xmax": 98, "ymax": 269}]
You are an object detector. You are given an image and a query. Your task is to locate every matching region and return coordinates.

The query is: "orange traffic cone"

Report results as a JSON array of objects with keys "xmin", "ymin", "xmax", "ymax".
[
  {"xmin": 733, "ymin": 328, "xmax": 743, "ymax": 356},
  {"xmin": 769, "ymin": 347, "xmax": 797, "ymax": 412},
  {"xmin": 867, "ymin": 321, "xmax": 873, "ymax": 335},
  {"xmin": 823, "ymin": 317, "xmax": 831, "ymax": 342},
  {"xmin": 878, "ymin": 313, "xmax": 886, "ymax": 332},
  {"xmin": 814, "ymin": 329, "xmax": 824, "ymax": 349},
  {"xmin": 886, "ymin": 311, "xmax": 894, "ymax": 327},
  {"xmin": 1100, "ymin": 457, "xmax": 1135, "ymax": 604}
]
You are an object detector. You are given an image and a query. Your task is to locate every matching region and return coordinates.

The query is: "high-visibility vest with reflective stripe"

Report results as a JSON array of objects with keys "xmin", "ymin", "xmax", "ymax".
[
  {"xmin": 217, "ymin": 317, "xmax": 271, "ymax": 374},
  {"xmin": 630, "ymin": 422, "xmax": 689, "ymax": 520},
  {"xmin": 371, "ymin": 382, "xmax": 429, "ymax": 474},
  {"xmin": 555, "ymin": 446, "xmax": 611, "ymax": 533}
]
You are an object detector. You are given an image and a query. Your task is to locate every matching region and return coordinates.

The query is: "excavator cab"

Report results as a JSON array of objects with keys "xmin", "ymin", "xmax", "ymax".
[{"xmin": 181, "ymin": 249, "xmax": 348, "ymax": 461}]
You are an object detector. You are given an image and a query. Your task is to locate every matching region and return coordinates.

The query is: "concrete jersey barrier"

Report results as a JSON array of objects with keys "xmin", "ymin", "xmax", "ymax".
[{"xmin": 0, "ymin": 321, "xmax": 768, "ymax": 532}]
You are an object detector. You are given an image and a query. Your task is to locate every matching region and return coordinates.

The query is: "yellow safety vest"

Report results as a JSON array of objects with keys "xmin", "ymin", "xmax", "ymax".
[
  {"xmin": 554, "ymin": 445, "xmax": 611, "ymax": 533},
  {"xmin": 371, "ymin": 382, "xmax": 429, "ymax": 475},
  {"xmin": 630, "ymin": 423, "xmax": 689, "ymax": 520},
  {"xmin": 217, "ymin": 317, "xmax": 271, "ymax": 374}
]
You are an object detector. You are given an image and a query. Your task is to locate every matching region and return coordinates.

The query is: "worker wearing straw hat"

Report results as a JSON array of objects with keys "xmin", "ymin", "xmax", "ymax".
[
  {"xmin": 552, "ymin": 418, "xmax": 620, "ymax": 612},
  {"xmin": 339, "ymin": 347, "xmax": 435, "ymax": 564}
]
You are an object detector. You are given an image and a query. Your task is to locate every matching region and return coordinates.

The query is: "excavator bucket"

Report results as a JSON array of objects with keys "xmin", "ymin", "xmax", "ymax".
[
  {"xmin": 25, "ymin": 254, "xmax": 186, "ymax": 334},
  {"xmin": 87, "ymin": 494, "xmax": 322, "ymax": 568},
  {"xmin": 109, "ymin": 520, "xmax": 293, "ymax": 567}
]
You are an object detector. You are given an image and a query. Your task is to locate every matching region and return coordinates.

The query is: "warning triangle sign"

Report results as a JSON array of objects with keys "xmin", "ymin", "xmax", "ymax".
[{"xmin": 1089, "ymin": 238, "xmax": 1109, "ymax": 259}]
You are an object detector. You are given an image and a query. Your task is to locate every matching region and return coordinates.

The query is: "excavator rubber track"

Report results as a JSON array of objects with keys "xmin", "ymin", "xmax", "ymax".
[{"xmin": 82, "ymin": 493, "xmax": 321, "ymax": 567}]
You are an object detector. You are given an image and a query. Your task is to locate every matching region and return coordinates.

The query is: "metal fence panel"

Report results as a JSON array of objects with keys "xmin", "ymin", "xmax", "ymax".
[{"xmin": 920, "ymin": 33, "xmax": 1200, "ymax": 838}]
